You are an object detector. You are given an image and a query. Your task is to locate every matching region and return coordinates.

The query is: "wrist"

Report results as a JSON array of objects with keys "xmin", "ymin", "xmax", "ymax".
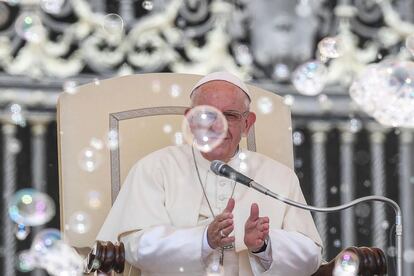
[{"xmin": 251, "ymin": 238, "xmax": 268, "ymax": 254}]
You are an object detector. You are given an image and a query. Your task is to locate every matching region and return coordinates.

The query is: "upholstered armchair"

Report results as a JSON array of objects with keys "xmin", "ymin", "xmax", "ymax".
[{"xmin": 57, "ymin": 73, "xmax": 386, "ymax": 275}]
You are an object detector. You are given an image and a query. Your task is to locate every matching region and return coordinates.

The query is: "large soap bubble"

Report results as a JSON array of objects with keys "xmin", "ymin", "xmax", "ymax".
[
  {"xmin": 14, "ymin": 13, "xmax": 46, "ymax": 43},
  {"xmin": 102, "ymin": 13, "xmax": 124, "ymax": 35},
  {"xmin": 31, "ymin": 229, "xmax": 84, "ymax": 276},
  {"xmin": 292, "ymin": 60, "xmax": 328, "ymax": 96},
  {"xmin": 333, "ymin": 250, "xmax": 359, "ymax": 276},
  {"xmin": 350, "ymin": 60, "xmax": 414, "ymax": 127},
  {"xmin": 318, "ymin": 37, "xmax": 343, "ymax": 59},
  {"xmin": 68, "ymin": 211, "xmax": 91, "ymax": 234},
  {"xmin": 16, "ymin": 250, "xmax": 37, "ymax": 273},
  {"xmin": 8, "ymin": 188, "xmax": 55, "ymax": 226},
  {"xmin": 182, "ymin": 105, "xmax": 228, "ymax": 153},
  {"xmin": 78, "ymin": 147, "xmax": 102, "ymax": 172},
  {"xmin": 31, "ymin": 228, "xmax": 61, "ymax": 255}
]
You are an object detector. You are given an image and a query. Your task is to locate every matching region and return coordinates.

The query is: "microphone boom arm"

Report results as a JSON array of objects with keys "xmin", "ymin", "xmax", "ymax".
[
  {"xmin": 250, "ymin": 180, "xmax": 403, "ymax": 276},
  {"xmin": 210, "ymin": 159, "xmax": 402, "ymax": 276}
]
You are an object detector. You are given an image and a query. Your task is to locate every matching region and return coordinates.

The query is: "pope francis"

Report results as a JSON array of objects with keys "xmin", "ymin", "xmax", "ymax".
[{"xmin": 97, "ymin": 72, "xmax": 323, "ymax": 276}]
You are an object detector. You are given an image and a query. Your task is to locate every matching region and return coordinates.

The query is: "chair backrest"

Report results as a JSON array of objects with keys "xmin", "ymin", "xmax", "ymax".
[{"xmin": 57, "ymin": 73, "xmax": 293, "ymax": 249}]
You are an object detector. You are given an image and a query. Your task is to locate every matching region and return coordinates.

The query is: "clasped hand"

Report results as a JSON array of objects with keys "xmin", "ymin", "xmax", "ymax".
[{"xmin": 207, "ymin": 199, "xmax": 270, "ymax": 252}]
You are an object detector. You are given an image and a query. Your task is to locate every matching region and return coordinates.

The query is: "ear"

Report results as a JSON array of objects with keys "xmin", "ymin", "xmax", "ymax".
[
  {"xmin": 184, "ymin": 107, "xmax": 191, "ymax": 116},
  {"xmin": 242, "ymin": 112, "xmax": 256, "ymax": 136}
]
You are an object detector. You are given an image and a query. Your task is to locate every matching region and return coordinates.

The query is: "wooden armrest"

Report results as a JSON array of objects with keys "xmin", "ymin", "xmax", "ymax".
[
  {"xmin": 85, "ymin": 242, "xmax": 387, "ymax": 276},
  {"xmin": 84, "ymin": 241, "xmax": 125, "ymax": 274},
  {"xmin": 312, "ymin": 247, "xmax": 387, "ymax": 276}
]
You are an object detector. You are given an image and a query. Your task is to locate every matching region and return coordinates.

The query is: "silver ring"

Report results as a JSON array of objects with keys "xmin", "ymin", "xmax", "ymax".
[{"xmin": 220, "ymin": 230, "xmax": 225, "ymax": 238}]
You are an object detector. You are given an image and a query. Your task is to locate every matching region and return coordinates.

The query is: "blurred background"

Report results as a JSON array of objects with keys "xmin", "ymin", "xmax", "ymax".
[{"xmin": 0, "ymin": 0, "xmax": 414, "ymax": 275}]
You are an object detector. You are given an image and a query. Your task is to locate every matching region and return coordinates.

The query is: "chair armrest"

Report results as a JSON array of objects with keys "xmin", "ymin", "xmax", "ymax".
[
  {"xmin": 84, "ymin": 241, "xmax": 125, "ymax": 274},
  {"xmin": 84, "ymin": 242, "xmax": 387, "ymax": 276},
  {"xmin": 312, "ymin": 247, "xmax": 387, "ymax": 276}
]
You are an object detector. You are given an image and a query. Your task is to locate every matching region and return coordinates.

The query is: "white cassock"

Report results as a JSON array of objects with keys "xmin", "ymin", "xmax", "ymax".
[{"xmin": 97, "ymin": 144, "xmax": 323, "ymax": 276}]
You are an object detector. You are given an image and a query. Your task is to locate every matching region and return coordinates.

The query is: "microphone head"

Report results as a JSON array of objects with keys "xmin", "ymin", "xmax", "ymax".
[
  {"xmin": 210, "ymin": 160, "xmax": 225, "ymax": 176},
  {"xmin": 210, "ymin": 159, "xmax": 253, "ymax": 186}
]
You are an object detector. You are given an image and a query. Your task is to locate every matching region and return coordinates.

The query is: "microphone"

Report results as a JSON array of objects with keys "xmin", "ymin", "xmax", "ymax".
[
  {"xmin": 210, "ymin": 160, "xmax": 403, "ymax": 276},
  {"xmin": 210, "ymin": 160, "xmax": 253, "ymax": 185}
]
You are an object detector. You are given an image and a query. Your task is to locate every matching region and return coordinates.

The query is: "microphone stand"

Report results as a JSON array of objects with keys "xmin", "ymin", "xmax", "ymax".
[{"xmin": 247, "ymin": 180, "xmax": 403, "ymax": 276}]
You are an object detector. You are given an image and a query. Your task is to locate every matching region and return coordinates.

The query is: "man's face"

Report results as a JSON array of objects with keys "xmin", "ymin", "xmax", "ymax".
[{"xmin": 190, "ymin": 80, "xmax": 256, "ymax": 162}]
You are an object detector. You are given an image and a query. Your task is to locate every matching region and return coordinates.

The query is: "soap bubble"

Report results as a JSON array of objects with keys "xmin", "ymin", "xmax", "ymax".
[
  {"xmin": 292, "ymin": 131, "xmax": 305, "ymax": 146},
  {"xmin": 318, "ymin": 94, "xmax": 333, "ymax": 110},
  {"xmin": 31, "ymin": 229, "xmax": 84, "ymax": 276},
  {"xmin": 16, "ymin": 250, "xmax": 37, "ymax": 272},
  {"xmin": 333, "ymin": 251, "xmax": 359, "ymax": 276},
  {"xmin": 102, "ymin": 13, "xmax": 124, "ymax": 35},
  {"xmin": 31, "ymin": 228, "xmax": 62, "ymax": 255},
  {"xmin": 404, "ymin": 249, "xmax": 414, "ymax": 263},
  {"xmin": 78, "ymin": 147, "xmax": 102, "ymax": 172},
  {"xmin": 333, "ymin": 239, "xmax": 342, "ymax": 248},
  {"xmin": 206, "ymin": 253, "xmax": 224, "ymax": 276},
  {"xmin": 163, "ymin": 124, "xmax": 173, "ymax": 134},
  {"xmin": 348, "ymin": 118, "xmax": 362, "ymax": 133},
  {"xmin": 239, "ymin": 161, "xmax": 247, "ymax": 172},
  {"xmin": 182, "ymin": 105, "xmax": 228, "ymax": 153},
  {"xmin": 106, "ymin": 129, "xmax": 119, "ymax": 150},
  {"xmin": 142, "ymin": 0, "xmax": 154, "ymax": 11},
  {"xmin": 256, "ymin": 97, "xmax": 273, "ymax": 114},
  {"xmin": 87, "ymin": 190, "xmax": 102, "ymax": 209},
  {"xmin": 350, "ymin": 60, "xmax": 414, "ymax": 127},
  {"xmin": 238, "ymin": 152, "xmax": 247, "ymax": 160},
  {"xmin": 234, "ymin": 44, "xmax": 253, "ymax": 66},
  {"xmin": 8, "ymin": 188, "xmax": 55, "ymax": 226},
  {"xmin": 89, "ymin": 137, "xmax": 104, "ymax": 150},
  {"xmin": 170, "ymin": 84, "xmax": 182, "ymax": 98},
  {"xmin": 7, "ymin": 138, "xmax": 22, "ymax": 154},
  {"xmin": 272, "ymin": 63, "xmax": 290, "ymax": 80},
  {"xmin": 388, "ymin": 246, "xmax": 396, "ymax": 257},
  {"xmin": 354, "ymin": 203, "xmax": 371, "ymax": 218},
  {"xmin": 318, "ymin": 37, "xmax": 343, "ymax": 59},
  {"xmin": 7, "ymin": 103, "xmax": 26, "ymax": 127},
  {"xmin": 15, "ymin": 223, "xmax": 30, "ymax": 240},
  {"xmin": 381, "ymin": 220, "xmax": 389, "ymax": 230},
  {"xmin": 283, "ymin": 95, "xmax": 295, "ymax": 106},
  {"xmin": 68, "ymin": 211, "xmax": 91, "ymax": 234},
  {"xmin": 63, "ymin": 80, "xmax": 78, "ymax": 94},
  {"xmin": 406, "ymin": 35, "xmax": 414, "ymax": 56},
  {"xmin": 173, "ymin": 132, "xmax": 184, "ymax": 145},
  {"xmin": 15, "ymin": 13, "xmax": 46, "ymax": 43},
  {"xmin": 40, "ymin": 0, "xmax": 65, "ymax": 14},
  {"xmin": 292, "ymin": 60, "xmax": 327, "ymax": 95},
  {"xmin": 151, "ymin": 79, "xmax": 162, "ymax": 93}
]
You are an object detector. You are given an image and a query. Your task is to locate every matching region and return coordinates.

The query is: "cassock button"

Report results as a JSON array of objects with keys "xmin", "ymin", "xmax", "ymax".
[
  {"xmin": 218, "ymin": 195, "xmax": 226, "ymax": 201},
  {"xmin": 219, "ymin": 181, "xmax": 226, "ymax": 187}
]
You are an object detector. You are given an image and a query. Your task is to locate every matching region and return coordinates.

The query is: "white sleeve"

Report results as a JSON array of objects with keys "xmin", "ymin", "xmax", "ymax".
[
  {"xmin": 202, "ymin": 226, "xmax": 216, "ymax": 262},
  {"xmin": 121, "ymin": 225, "xmax": 208, "ymax": 273},
  {"xmin": 249, "ymin": 238, "xmax": 273, "ymax": 271},
  {"xmin": 249, "ymin": 229, "xmax": 322, "ymax": 276}
]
